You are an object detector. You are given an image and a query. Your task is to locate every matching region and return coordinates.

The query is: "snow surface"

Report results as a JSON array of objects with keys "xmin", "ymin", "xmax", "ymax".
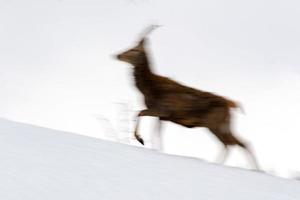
[{"xmin": 0, "ymin": 118, "xmax": 299, "ymax": 200}]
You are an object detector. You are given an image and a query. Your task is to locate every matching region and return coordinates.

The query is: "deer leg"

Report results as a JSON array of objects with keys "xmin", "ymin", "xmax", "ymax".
[
  {"xmin": 211, "ymin": 121, "xmax": 259, "ymax": 169},
  {"xmin": 216, "ymin": 144, "xmax": 230, "ymax": 164},
  {"xmin": 241, "ymin": 145, "xmax": 260, "ymax": 170},
  {"xmin": 134, "ymin": 115, "xmax": 144, "ymax": 145},
  {"xmin": 225, "ymin": 132, "xmax": 260, "ymax": 170},
  {"xmin": 134, "ymin": 109, "xmax": 168, "ymax": 146},
  {"xmin": 151, "ymin": 119, "xmax": 164, "ymax": 151},
  {"xmin": 209, "ymin": 127, "xmax": 232, "ymax": 164}
]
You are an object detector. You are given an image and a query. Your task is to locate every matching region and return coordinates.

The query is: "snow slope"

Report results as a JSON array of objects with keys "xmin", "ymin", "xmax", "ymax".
[{"xmin": 0, "ymin": 118, "xmax": 299, "ymax": 200}]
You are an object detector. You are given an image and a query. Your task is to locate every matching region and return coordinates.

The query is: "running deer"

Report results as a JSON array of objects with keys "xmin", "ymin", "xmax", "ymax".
[{"xmin": 115, "ymin": 25, "xmax": 260, "ymax": 169}]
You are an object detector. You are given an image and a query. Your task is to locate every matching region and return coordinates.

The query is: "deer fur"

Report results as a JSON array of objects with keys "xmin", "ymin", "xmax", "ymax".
[{"xmin": 115, "ymin": 25, "xmax": 259, "ymax": 169}]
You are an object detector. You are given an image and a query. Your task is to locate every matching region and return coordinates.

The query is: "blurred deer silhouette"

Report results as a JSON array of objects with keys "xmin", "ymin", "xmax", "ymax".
[{"xmin": 115, "ymin": 25, "xmax": 259, "ymax": 169}]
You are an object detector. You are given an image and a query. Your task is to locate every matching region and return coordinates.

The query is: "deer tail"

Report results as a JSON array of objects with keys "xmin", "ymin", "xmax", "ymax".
[{"xmin": 227, "ymin": 99, "xmax": 245, "ymax": 114}]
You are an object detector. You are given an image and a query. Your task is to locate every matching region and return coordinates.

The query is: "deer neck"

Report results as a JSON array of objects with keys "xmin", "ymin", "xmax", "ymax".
[{"xmin": 132, "ymin": 54, "xmax": 155, "ymax": 94}]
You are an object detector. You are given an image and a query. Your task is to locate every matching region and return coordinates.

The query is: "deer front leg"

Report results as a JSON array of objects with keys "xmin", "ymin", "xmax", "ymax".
[
  {"xmin": 134, "ymin": 109, "xmax": 168, "ymax": 146},
  {"xmin": 134, "ymin": 115, "xmax": 144, "ymax": 145},
  {"xmin": 151, "ymin": 119, "xmax": 164, "ymax": 151}
]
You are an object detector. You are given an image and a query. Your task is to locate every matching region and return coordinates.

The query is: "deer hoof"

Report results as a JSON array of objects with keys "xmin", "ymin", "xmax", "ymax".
[{"xmin": 137, "ymin": 138, "xmax": 144, "ymax": 145}]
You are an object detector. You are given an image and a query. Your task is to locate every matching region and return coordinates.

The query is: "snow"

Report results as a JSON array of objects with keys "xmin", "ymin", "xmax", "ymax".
[{"xmin": 0, "ymin": 118, "xmax": 299, "ymax": 200}]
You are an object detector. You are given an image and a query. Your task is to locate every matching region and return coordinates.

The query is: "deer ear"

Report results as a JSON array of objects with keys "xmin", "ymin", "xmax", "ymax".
[
  {"xmin": 137, "ymin": 38, "xmax": 147, "ymax": 50},
  {"xmin": 140, "ymin": 38, "xmax": 147, "ymax": 45}
]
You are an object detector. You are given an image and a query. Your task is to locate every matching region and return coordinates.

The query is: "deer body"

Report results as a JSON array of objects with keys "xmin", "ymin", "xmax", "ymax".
[{"xmin": 115, "ymin": 26, "xmax": 259, "ymax": 169}]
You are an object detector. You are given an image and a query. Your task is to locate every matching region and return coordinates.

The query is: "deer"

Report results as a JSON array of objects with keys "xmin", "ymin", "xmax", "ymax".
[{"xmin": 114, "ymin": 25, "xmax": 260, "ymax": 170}]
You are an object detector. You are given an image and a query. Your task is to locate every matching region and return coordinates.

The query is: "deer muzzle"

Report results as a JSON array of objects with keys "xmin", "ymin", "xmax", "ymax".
[{"xmin": 114, "ymin": 54, "xmax": 121, "ymax": 60}]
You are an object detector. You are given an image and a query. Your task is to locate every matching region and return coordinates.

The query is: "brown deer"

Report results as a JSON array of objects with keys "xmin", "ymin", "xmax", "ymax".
[{"xmin": 115, "ymin": 25, "xmax": 260, "ymax": 169}]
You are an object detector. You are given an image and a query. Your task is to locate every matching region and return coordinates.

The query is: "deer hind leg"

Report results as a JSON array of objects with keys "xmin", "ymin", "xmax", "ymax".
[
  {"xmin": 223, "ymin": 132, "xmax": 260, "ymax": 170},
  {"xmin": 240, "ymin": 143, "xmax": 260, "ymax": 170},
  {"xmin": 209, "ymin": 127, "xmax": 232, "ymax": 164},
  {"xmin": 215, "ymin": 144, "xmax": 230, "ymax": 164},
  {"xmin": 210, "ymin": 126, "xmax": 260, "ymax": 170},
  {"xmin": 134, "ymin": 109, "xmax": 168, "ymax": 146}
]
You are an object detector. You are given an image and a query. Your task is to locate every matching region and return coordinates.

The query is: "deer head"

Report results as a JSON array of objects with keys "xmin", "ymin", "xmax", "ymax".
[{"xmin": 115, "ymin": 25, "xmax": 160, "ymax": 66}]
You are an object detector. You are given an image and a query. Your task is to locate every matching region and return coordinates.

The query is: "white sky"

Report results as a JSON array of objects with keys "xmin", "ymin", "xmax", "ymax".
[{"xmin": 1, "ymin": 0, "xmax": 300, "ymax": 178}]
